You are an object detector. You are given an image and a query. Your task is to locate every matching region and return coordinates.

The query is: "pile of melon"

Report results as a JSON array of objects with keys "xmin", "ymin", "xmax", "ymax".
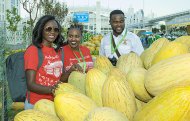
[{"xmin": 14, "ymin": 36, "xmax": 190, "ymax": 121}]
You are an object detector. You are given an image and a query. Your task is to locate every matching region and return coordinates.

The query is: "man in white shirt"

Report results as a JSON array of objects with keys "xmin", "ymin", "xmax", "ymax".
[{"xmin": 99, "ymin": 10, "xmax": 144, "ymax": 65}]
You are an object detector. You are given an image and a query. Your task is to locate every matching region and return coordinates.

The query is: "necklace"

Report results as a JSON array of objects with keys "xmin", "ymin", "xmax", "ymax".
[{"xmin": 71, "ymin": 47, "xmax": 86, "ymax": 73}]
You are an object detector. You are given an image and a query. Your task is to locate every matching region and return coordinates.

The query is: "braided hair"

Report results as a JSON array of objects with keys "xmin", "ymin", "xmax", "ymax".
[{"xmin": 67, "ymin": 23, "xmax": 83, "ymax": 35}]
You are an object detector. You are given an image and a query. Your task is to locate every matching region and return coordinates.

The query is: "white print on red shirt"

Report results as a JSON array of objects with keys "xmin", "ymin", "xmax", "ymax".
[
  {"xmin": 44, "ymin": 61, "xmax": 63, "ymax": 77},
  {"xmin": 37, "ymin": 54, "xmax": 63, "ymax": 86}
]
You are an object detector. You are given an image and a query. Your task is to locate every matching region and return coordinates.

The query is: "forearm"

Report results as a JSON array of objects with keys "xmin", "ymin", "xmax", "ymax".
[
  {"xmin": 27, "ymin": 82, "xmax": 53, "ymax": 94},
  {"xmin": 60, "ymin": 64, "xmax": 83, "ymax": 82},
  {"xmin": 60, "ymin": 70, "xmax": 71, "ymax": 83}
]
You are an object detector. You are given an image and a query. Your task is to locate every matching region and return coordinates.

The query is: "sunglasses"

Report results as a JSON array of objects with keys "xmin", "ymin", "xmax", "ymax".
[{"xmin": 44, "ymin": 27, "xmax": 59, "ymax": 33}]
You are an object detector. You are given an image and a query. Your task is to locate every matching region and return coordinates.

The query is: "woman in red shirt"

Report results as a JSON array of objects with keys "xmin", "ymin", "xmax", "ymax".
[
  {"xmin": 24, "ymin": 15, "xmax": 81, "ymax": 109},
  {"xmin": 63, "ymin": 24, "xmax": 93, "ymax": 73}
]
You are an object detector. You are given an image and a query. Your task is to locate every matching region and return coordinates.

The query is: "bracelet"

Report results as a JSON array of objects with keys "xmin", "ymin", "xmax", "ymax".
[{"xmin": 50, "ymin": 87, "xmax": 55, "ymax": 94}]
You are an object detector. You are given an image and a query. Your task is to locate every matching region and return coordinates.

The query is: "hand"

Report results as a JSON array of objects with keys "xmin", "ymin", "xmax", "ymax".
[
  {"xmin": 50, "ymin": 81, "xmax": 62, "ymax": 94},
  {"xmin": 70, "ymin": 64, "xmax": 83, "ymax": 73}
]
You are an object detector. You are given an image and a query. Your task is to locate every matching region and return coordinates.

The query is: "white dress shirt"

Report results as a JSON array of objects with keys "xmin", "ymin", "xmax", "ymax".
[{"xmin": 99, "ymin": 29, "xmax": 144, "ymax": 59}]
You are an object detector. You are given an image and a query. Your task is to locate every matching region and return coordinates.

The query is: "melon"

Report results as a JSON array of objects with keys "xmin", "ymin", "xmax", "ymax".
[
  {"xmin": 54, "ymin": 92, "xmax": 97, "ymax": 121},
  {"xmin": 84, "ymin": 107, "xmax": 129, "ymax": 121},
  {"xmin": 68, "ymin": 71, "xmax": 86, "ymax": 94},
  {"xmin": 102, "ymin": 74, "xmax": 137, "ymax": 120},
  {"xmin": 86, "ymin": 68, "xmax": 107, "ymax": 106},
  {"xmin": 14, "ymin": 109, "xmax": 60, "ymax": 121},
  {"xmin": 54, "ymin": 82, "xmax": 81, "ymax": 96},
  {"xmin": 134, "ymin": 86, "xmax": 190, "ymax": 121},
  {"xmin": 34, "ymin": 99, "xmax": 56, "ymax": 116}
]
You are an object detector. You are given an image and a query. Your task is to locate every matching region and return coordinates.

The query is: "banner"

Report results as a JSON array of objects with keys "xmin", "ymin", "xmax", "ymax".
[{"xmin": 73, "ymin": 12, "xmax": 89, "ymax": 23}]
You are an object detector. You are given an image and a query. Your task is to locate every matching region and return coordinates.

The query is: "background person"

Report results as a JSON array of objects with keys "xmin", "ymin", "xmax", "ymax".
[
  {"xmin": 63, "ymin": 23, "xmax": 94, "ymax": 73},
  {"xmin": 99, "ymin": 10, "xmax": 144, "ymax": 66}
]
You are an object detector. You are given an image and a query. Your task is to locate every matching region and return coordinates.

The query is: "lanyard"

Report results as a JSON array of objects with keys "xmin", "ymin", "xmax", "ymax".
[
  {"xmin": 72, "ymin": 48, "xmax": 86, "ymax": 73},
  {"xmin": 110, "ymin": 31, "xmax": 127, "ymax": 54}
]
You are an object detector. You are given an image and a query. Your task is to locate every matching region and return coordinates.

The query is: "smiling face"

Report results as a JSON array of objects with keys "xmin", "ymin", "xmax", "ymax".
[
  {"xmin": 110, "ymin": 14, "xmax": 125, "ymax": 36},
  {"xmin": 42, "ymin": 20, "xmax": 59, "ymax": 47},
  {"xmin": 67, "ymin": 28, "xmax": 82, "ymax": 50}
]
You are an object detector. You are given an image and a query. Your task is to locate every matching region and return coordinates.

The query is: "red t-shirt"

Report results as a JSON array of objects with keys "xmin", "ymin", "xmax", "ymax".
[
  {"xmin": 24, "ymin": 45, "xmax": 63, "ymax": 104},
  {"xmin": 63, "ymin": 45, "xmax": 93, "ymax": 72}
]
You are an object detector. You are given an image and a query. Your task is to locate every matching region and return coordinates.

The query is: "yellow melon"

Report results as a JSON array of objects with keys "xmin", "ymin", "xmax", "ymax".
[
  {"xmin": 142, "ymin": 38, "xmax": 169, "ymax": 69},
  {"xmin": 86, "ymin": 68, "xmax": 107, "ymax": 106},
  {"xmin": 145, "ymin": 53, "xmax": 190, "ymax": 96},
  {"xmin": 126, "ymin": 67, "xmax": 152, "ymax": 102},
  {"xmin": 84, "ymin": 107, "xmax": 129, "ymax": 121},
  {"xmin": 134, "ymin": 86, "xmax": 190, "ymax": 121},
  {"xmin": 116, "ymin": 52, "xmax": 143, "ymax": 75},
  {"xmin": 151, "ymin": 41, "xmax": 189, "ymax": 65},
  {"xmin": 175, "ymin": 36, "xmax": 190, "ymax": 50},
  {"xmin": 34, "ymin": 99, "xmax": 56, "ymax": 116},
  {"xmin": 135, "ymin": 98, "xmax": 146, "ymax": 111},
  {"xmin": 102, "ymin": 74, "xmax": 137, "ymax": 120},
  {"xmin": 14, "ymin": 109, "xmax": 60, "ymax": 121},
  {"xmin": 54, "ymin": 82, "xmax": 81, "ymax": 96},
  {"xmin": 11, "ymin": 102, "xmax": 24, "ymax": 111},
  {"xmin": 54, "ymin": 92, "xmax": 97, "ymax": 121},
  {"xmin": 68, "ymin": 71, "xmax": 86, "ymax": 94},
  {"xmin": 94, "ymin": 55, "xmax": 113, "ymax": 75}
]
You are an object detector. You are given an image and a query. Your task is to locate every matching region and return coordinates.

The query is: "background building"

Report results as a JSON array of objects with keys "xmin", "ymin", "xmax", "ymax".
[
  {"xmin": 0, "ymin": 0, "xmax": 20, "ymax": 22},
  {"xmin": 64, "ymin": 1, "xmax": 112, "ymax": 35},
  {"xmin": 0, "ymin": 0, "xmax": 21, "ymax": 45}
]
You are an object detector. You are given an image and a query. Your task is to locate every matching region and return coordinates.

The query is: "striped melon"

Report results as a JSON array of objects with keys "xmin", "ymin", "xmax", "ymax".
[
  {"xmin": 14, "ymin": 109, "xmax": 60, "ymax": 121},
  {"xmin": 145, "ymin": 53, "xmax": 190, "ymax": 96},
  {"xmin": 151, "ymin": 41, "xmax": 189, "ymax": 65},
  {"xmin": 102, "ymin": 74, "xmax": 137, "ymax": 120},
  {"xmin": 116, "ymin": 52, "xmax": 143, "ymax": 75},
  {"xmin": 84, "ymin": 107, "xmax": 129, "ymax": 121},
  {"xmin": 85, "ymin": 68, "xmax": 107, "ymax": 106},
  {"xmin": 68, "ymin": 71, "xmax": 86, "ymax": 94},
  {"xmin": 174, "ymin": 36, "xmax": 190, "ymax": 50},
  {"xmin": 34, "ymin": 99, "xmax": 57, "ymax": 116},
  {"xmin": 54, "ymin": 92, "xmax": 97, "ymax": 121},
  {"xmin": 142, "ymin": 38, "xmax": 169, "ymax": 69},
  {"xmin": 134, "ymin": 86, "xmax": 190, "ymax": 121},
  {"xmin": 94, "ymin": 55, "xmax": 113, "ymax": 75},
  {"xmin": 126, "ymin": 67, "xmax": 152, "ymax": 102},
  {"xmin": 135, "ymin": 98, "xmax": 146, "ymax": 111},
  {"xmin": 54, "ymin": 82, "xmax": 81, "ymax": 96}
]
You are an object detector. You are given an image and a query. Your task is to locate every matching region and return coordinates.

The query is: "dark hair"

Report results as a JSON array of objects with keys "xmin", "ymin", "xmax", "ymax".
[
  {"xmin": 110, "ymin": 10, "xmax": 125, "ymax": 20},
  {"xmin": 32, "ymin": 15, "xmax": 65, "ymax": 51},
  {"xmin": 67, "ymin": 23, "xmax": 83, "ymax": 35}
]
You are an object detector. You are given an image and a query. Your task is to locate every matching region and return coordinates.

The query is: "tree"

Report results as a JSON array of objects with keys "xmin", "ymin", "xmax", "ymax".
[
  {"xmin": 6, "ymin": 7, "xmax": 21, "ymax": 44},
  {"xmin": 160, "ymin": 24, "xmax": 166, "ymax": 33},
  {"xmin": 40, "ymin": 0, "xmax": 68, "ymax": 25},
  {"xmin": 20, "ymin": 0, "xmax": 41, "ymax": 46},
  {"xmin": 20, "ymin": 0, "xmax": 40, "ymax": 30}
]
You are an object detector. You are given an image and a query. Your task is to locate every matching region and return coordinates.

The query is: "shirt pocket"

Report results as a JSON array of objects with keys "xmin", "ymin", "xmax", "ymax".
[{"xmin": 104, "ymin": 45, "xmax": 112, "ymax": 57}]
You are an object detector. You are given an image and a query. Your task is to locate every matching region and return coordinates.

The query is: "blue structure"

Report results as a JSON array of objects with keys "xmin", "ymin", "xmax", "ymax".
[{"xmin": 73, "ymin": 12, "xmax": 89, "ymax": 23}]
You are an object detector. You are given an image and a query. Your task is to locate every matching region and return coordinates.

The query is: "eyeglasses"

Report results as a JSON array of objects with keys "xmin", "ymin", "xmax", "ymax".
[{"xmin": 44, "ymin": 27, "xmax": 59, "ymax": 33}]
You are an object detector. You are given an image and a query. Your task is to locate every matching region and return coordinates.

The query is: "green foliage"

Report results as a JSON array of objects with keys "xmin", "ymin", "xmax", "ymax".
[
  {"xmin": 160, "ymin": 24, "xmax": 166, "ymax": 33},
  {"xmin": 81, "ymin": 32, "xmax": 93, "ymax": 43},
  {"xmin": 22, "ymin": 22, "xmax": 32, "ymax": 47},
  {"xmin": 6, "ymin": 7, "xmax": 21, "ymax": 32},
  {"xmin": 41, "ymin": 0, "xmax": 68, "ymax": 25}
]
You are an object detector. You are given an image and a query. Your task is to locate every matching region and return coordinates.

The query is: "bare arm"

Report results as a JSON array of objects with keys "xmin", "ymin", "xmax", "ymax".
[
  {"xmin": 26, "ymin": 69, "xmax": 54, "ymax": 94},
  {"xmin": 60, "ymin": 64, "xmax": 83, "ymax": 83}
]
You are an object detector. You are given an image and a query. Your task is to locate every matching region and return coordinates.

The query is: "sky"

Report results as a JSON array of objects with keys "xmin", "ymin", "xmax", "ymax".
[{"xmin": 21, "ymin": 0, "xmax": 190, "ymax": 17}]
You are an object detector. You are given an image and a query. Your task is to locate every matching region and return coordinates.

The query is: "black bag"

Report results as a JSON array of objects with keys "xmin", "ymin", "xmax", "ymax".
[{"xmin": 6, "ymin": 48, "xmax": 64, "ymax": 102}]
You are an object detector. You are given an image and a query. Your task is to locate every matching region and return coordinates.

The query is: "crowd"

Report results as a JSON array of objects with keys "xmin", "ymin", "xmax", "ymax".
[{"xmin": 18, "ymin": 10, "xmax": 145, "ymax": 109}]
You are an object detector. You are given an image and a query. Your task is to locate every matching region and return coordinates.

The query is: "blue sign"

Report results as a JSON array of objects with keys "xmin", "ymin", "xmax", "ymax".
[{"xmin": 73, "ymin": 12, "xmax": 89, "ymax": 23}]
